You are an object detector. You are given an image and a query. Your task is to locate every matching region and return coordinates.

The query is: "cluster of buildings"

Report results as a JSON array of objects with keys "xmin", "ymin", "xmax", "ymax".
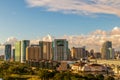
[
  {"xmin": 4, "ymin": 39, "xmax": 117, "ymax": 63},
  {"xmin": 4, "ymin": 39, "xmax": 70, "ymax": 63},
  {"xmin": 4, "ymin": 39, "xmax": 120, "ymax": 75}
]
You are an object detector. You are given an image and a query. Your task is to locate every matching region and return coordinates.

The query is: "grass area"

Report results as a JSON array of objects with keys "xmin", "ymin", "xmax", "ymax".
[{"xmin": 9, "ymin": 74, "xmax": 40, "ymax": 80}]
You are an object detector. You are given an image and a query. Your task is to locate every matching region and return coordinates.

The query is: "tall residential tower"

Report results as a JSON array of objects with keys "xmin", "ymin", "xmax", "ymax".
[
  {"xmin": 21, "ymin": 40, "xmax": 30, "ymax": 63},
  {"xmin": 5, "ymin": 44, "xmax": 11, "ymax": 61},
  {"xmin": 101, "ymin": 41, "xmax": 113, "ymax": 59},
  {"xmin": 15, "ymin": 41, "xmax": 21, "ymax": 62},
  {"xmin": 39, "ymin": 41, "xmax": 52, "ymax": 60},
  {"xmin": 26, "ymin": 45, "xmax": 42, "ymax": 61},
  {"xmin": 53, "ymin": 39, "xmax": 69, "ymax": 61}
]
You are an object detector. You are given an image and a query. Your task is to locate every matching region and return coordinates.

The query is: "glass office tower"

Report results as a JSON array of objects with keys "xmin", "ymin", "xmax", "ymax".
[
  {"xmin": 15, "ymin": 41, "xmax": 21, "ymax": 62},
  {"xmin": 5, "ymin": 44, "xmax": 11, "ymax": 61},
  {"xmin": 21, "ymin": 40, "xmax": 30, "ymax": 63}
]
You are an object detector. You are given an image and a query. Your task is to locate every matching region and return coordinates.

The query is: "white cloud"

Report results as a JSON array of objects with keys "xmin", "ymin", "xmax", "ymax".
[
  {"xmin": 1, "ymin": 27, "xmax": 120, "ymax": 54},
  {"xmin": 0, "ymin": 37, "xmax": 18, "ymax": 55},
  {"xmin": 62, "ymin": 27, "xmax": 120, "ymax": 51},
  {"xmin": 42, "ymin": 34, "xmax": 54, "ymax": 42},
  {"xmin": 4, "ymin": 37, "xmax": 18, "ymax": 46},
  {"xmin": 30, "ymin": 39, "xmax": 40, "ymax": 45},
  {"xmin": 25, "ymin": 28, "xmax": 120, "ymax": 52},
  {"xmin": 0, "ymin": 46, "xmax": 5, "ymax": 55},
  {"xmin": 26, "ymin": 0, "xmax": 120, "ymax": 16},
  {"xmin": 30, "ymin": 34, "xmax": 54, "ymax": 45}
]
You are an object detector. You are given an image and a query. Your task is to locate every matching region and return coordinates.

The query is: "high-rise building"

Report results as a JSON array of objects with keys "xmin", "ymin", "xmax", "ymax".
[
  {"xmin": 5, "ymin": 44, "xmax": 11, "ymax": 61},
  {"xmin": 12, "ymin": 49, "xmax": 15, "ymax": 61},
  {"xmin": 53, "ymin": 39, "xmax": 69, "ymax": 61},
  {"xmin": 71, "ymin": 47, "xmax": 87, "ymax": 60},
  {"xmin": 21, "ymin": 40, "xmax": 30, "ymax": 63},
  {"xmin": 26, "ymin": 46, "xmax": 42, "ymax": 61},
  {"xmin": 109, "ymin": 48, "xmax": 115, "ymax": 59},
  {"xmin": 101, "ymin": 41, "xmax": 112, "ymax": 59},
  {"xmin": 39, "ymin": 41, "xmax": 52, "ymax": 60},
  {"xmin": 15, "ymin": 41, "xmax": 21, "ymax": 62}
]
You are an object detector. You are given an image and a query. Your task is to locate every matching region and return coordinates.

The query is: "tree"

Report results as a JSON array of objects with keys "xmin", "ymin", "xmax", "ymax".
[
  {"xmin": 8, "ymin": 63, "xmax": 34, "ymax": 75},
  {"xmin": 54, "ymin": 72, "xmax": 64, "ymax": 80},
  {"xmin": 64, "ymin": 71, "xmax": 71, "ymax": 80},
  {"xmin": 85, "ymin": 74, "xmax": 96, "ymax": 80},
  {"xmin": 71, "ymin": 76, "xmax": 79, "ymax": 80},
  {"xmin": 48, "ymin": 70, "xmax": 57, "ymax": 79},
  {"xmin": 38, "ymin": 69, "xmax": 50, "ymax": 80},
  {"xmin": 105, "ymin": 76, "xmax": 115, "ymax": 80},
  {"xmin": 0, "ymin": 62, "xmax": 11, "ymax": 79},
  {"xmin": 96, "ymin": 74, "xmax": 104, "ymax": 80}
]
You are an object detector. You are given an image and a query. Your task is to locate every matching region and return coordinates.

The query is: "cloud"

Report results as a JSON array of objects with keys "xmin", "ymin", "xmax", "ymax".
[
  {"xmin": 62, "ymin": 27, "xmax": 120, "ymax": 51},
  {"xmin": 42, "ymin": 34, "xmax": 54, "ymax": 42},
  {"xmin": 26, "ymin": 0, "xmax": 120, "ymax": 16},
  {"xmin": 4, "ymin": 37, "xmax": 18, "ymax": 46},
  {"xmin": 1, "ymin": 27, "xmax": 120, "ymax": 55},
  {"xmin": 0, "ymin": 46, "xmax": 5, "ymax": 55},
  {"xmin": 30, "ymin": 34, "xmax": 54, "ymax": 45},
  {"xmin": 0, "ymin": 37, "xmax": 18, "ymax": 55},
  {"xmin": 30, "ymin": 39, "xmax": 40, "ymax": 45}
]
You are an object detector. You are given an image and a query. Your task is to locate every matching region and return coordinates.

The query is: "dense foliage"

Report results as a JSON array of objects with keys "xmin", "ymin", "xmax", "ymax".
[{"xmin": 0, "ymin": 61, "xmax": 115, "ymax": 80}]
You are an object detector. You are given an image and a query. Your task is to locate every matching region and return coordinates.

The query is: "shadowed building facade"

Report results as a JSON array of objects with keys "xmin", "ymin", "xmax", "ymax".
[
  {"xmin": 21, "ymin": 40, "xmax": 30, "ymax": 63},
  {"xmin": 12, "ymin": 49, "xmax": 15, "ymax": 61},
  {"xmin": 5, "ymin": 44, "xmax": 11, "ymax": 61},
  {"xmin": 53, "ymin": 39, "xmax": 69, "ymax": 61}
]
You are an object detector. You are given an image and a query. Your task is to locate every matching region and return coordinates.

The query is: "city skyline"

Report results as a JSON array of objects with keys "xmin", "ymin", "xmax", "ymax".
[
  {"xmin": 1, "ymin": 27, "xmax": 120, "ymax": 51},
  {"xmin": 1, "ymin": 0, "xmax": 120, "ymax": 78},
  {"xmin": 0, "ymin": 0, "xmax": 120, "ymax": 53}
]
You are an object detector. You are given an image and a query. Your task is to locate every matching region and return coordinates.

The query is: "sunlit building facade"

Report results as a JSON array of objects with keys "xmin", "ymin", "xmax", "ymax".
[
  {"xmin": 71, "ymin": 47, "xmax": 87, "ymax": 60},
  {"xmin": 101, "ymin": 41, "xmax": 112, "ymax": 59},
  {"xmin": 39, "ymin": 41, "xmax": 52, "ymax": 60},
  {"xmin": 109, "ymin": 48, "xmax": 115, "ymax": 59},
  {"xmin": 26, "ymin": 46, "xmax": 42, "ymax": 61},
  {"xmin": 15, "ymin": 41, "xmax": 21, "ymax": 62}
]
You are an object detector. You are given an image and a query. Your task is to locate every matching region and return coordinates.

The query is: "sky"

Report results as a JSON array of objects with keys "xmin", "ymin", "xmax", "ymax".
[{"xmin": 0, "ymin": 0, "xmax": 120, "ymax": 52}]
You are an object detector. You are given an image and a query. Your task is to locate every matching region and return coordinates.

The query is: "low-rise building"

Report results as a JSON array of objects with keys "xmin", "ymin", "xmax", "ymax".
[
  {"xmin": 0, "ymin": 55, "xmax": 4, "ymax": 60},
  {"xmin": 81, "ymin": 64, "xmax": 106, "ymax": 72},
  {"xmin": 71, "ymin": 62, "xmax": 86, "ymax": 71},
  {"xmin": 71, "ymin": 62, "xmax": 113, "ymax": 75},
  {"xmin": 57, "ymin": 62, "xmax": 69, "ymax": 71}
]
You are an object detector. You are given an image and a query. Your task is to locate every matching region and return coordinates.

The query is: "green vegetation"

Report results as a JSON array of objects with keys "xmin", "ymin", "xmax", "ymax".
[
  {"xmin": 0, "ymin": 62, "xmax": 35, "ymax": 80},
  {"xmin": 0, "ymin": 62, "xmax": 115, "ymax": 80}
]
